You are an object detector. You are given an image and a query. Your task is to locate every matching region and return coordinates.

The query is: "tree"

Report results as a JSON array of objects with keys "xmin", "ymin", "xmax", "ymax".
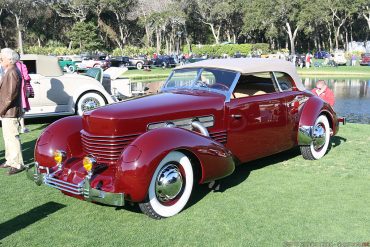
[
  {"xmin": 67, "ymin": 21, "xmax": 101, "ymax": 50},
  {"xmin": 194, "ymin": 0, "xmax": 226, "ymax": 44},
  {"xmin": 322, "ymin": 0, "xmax": 359, "ymax": 50},
  {"xmin": 3, "ymin": 0, "xmax": 37, "ymax": 54},
  {"xmin": 242, "ymin": 0, "xmax": 308, "ymax": 55},
  {"xmin": 106, "ymin": 0, "xmax": 136, "ymax": 50},
  {"xmin": 358, "ymin": 0, "xmax": 370, "ymax": 32},
  {"xmin": 52, "ymin": 0, "xmax": 93, "ymax": 22}
]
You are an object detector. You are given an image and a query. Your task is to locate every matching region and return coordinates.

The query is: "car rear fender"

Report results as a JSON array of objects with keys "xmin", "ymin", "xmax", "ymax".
[
  {"xmin": 34, "ymin": 116, "xmax": 83, "ymax": 168},
  {"xmin": 298, "ymin": 96, "xmax": 336, "ymax": 145},
  {"xmin": 115, "ymin": 127, "xmax": 235, "ymax": 202},
  {"xmin": 69, "ymin": 77, "xmax": 115, "ymax": 105}
]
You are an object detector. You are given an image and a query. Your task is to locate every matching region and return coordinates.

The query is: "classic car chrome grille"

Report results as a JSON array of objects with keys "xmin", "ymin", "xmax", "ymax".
[
  {"xmin": 44, "ymin": 175, "xmax": 83, "ymax": 195},
  {"xmin": 210, "ymin": 130, "xmax": 227, "ymax": 144},
  {"xmin": 81, "ymin": 130, "xmax": 141, "ymax": 163}
]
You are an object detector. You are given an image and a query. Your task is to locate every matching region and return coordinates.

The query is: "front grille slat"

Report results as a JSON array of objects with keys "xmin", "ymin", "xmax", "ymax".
[{"xmin": 81, "ymin": 130, "xmax": 140, "ymax": 163}]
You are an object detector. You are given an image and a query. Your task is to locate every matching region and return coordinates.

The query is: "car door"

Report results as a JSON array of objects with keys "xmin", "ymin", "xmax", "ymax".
[
  {"xmin": 28, "ymin": 74, "xmax": 71, "ymax": 114},
  {"xmin": 225, "ymin": 72, "xmax": 290, "ymax": 163}
]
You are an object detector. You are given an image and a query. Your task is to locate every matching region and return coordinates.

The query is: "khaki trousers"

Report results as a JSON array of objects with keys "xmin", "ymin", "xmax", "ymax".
[{"xmin": 1, "ymin": 118, "xmax": 23, "ymax": 169}]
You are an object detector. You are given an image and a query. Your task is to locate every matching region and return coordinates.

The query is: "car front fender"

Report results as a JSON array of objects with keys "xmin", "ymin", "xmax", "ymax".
[
  {"xmin": 115, "ymin": 127, "xmax": 235, "ymax": 202},
  {"xmin": 298, "ymin": 96, "xmax": 337, "ymax": 145},
  {"xmin": 34, "ymin": 116, "xmax": 83, "ymax": 167}
]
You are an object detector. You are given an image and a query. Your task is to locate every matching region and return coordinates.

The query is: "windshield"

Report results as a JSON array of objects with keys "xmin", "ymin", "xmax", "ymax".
[{"xmin": 162, "ymin": 68, "xmax": 239, "ymax": 95}]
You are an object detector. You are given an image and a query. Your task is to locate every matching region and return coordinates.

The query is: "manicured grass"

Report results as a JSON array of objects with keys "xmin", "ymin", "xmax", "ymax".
[
  {"xmin": 124, "ymin": 67, "xmax": 172, "ymax": 82},
  {"xmin": 122, "ymin": 62, "xmax": 370, "ymax": 82},
  {"xmin": 0, "ymin": 122, "xmax": 369, "ymax": 246},
  {"xmin": 297, "ymin": 63, "xmax": 370, "ymax": 77}
]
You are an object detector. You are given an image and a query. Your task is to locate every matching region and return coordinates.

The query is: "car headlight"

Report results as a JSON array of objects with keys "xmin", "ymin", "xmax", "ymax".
[
  {"xmin": 54, "ymin": 150, "xmax": 66, "ymax": 164},
  {"xmin": 83, "ymin": 156, "xmax": 96, "ymax": 174}
]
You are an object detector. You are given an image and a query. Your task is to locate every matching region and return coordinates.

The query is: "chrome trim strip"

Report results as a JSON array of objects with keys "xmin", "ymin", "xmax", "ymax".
[
  {"xmin": 271, "ymin": 72, "xmax": 283, "ymax": 92},
  {"xmin": 226, "ymin": 72, "xmax": 241, "ymax": 103},
  {"xmin": 191, "ymin": 121, "xmax": 210, "ymax": 137},
  {"xmin": 147, "ymin": 115, "xmax": 214, "ymax": 131},
  {"xmin": 81, "ymin": 130, "xmax": 142, "ymax": 139}
]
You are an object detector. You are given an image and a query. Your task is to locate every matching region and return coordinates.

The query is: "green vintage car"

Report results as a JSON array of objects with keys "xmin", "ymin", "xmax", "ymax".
[{"xmin": 57, "ymin": 55, "xmax": 83, "ymax": 72}]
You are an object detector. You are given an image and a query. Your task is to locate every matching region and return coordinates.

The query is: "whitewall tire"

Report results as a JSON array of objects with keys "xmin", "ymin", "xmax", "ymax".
[
  {"xmin": 139, "ymin": 151, "xmax": 194, "ymax": 219},
  {"xmin": 76, "ymin": 92, "xmax": 106, "ymax": 116},
  {"xmin": 300, "ymin": 115, "xmax": 330, "ymax": 160}
]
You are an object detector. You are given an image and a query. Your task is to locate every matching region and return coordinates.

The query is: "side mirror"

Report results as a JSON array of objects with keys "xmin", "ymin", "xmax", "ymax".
[{"xmin": 144, "ymin": 87, "xmax": 149, "ymax": 91}]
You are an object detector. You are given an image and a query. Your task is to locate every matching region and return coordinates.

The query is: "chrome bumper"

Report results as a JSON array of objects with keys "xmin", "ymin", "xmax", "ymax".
[{"xmin": 26, "ymin": 162, "xmax": 125, "ymax": 207}]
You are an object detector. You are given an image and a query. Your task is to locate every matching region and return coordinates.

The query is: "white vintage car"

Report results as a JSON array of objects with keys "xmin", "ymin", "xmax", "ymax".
[
  {"xmin": 333, "ymin": 51, "xmax": 347, "ymax": 65},
  {"xmin": 21, "ymin": 55, "xmax": 115, "ymax": 118}
]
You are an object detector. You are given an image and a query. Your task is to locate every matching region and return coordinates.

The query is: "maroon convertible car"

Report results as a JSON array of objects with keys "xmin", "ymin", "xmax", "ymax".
[{"xmin": 26, "ymin": 58, "xmax": 345, "ymax": 219}]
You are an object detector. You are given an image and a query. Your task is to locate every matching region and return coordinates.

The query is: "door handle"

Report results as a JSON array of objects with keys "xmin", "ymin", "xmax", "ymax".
[
  {"xmin": 231, "ymin": 114, "xmax": 242, "ymax": 119},
  {"xmin": 33, "ymin": 81, "xmax": 40, "ymax": 84}
]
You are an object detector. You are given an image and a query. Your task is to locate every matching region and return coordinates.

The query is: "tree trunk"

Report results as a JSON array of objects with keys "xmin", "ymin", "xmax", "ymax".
[
  {"xmin": 0, "ymin": 21, "xmax": 8, "ymax": 47},
  {"xmin": 145, "ymin": 24, "xmax": 152, "ymax": 47},
  {"xmin": 363, "ymin": 7, "xmax": 370, "ymax": 31},
  {"xmin": 203, "ymin": 22, "xmax": 220, "ymax": 44},
  {"xmin": 226, "ymin": 29, "xmax": 231, "ymax": 43},
  {"xmin": 15, "ymin": 15, "xmax": 24, "ymax": 54},
  {"xmin": 156, "ymin": 28, "xmax": 161, "ymax": 54},
  {"xmin": 285, "ymin": 22, "xmax": 298, "ymax": 55}
]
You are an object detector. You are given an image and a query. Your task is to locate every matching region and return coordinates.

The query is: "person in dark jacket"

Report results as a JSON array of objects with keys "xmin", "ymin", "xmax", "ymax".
[{"xmin": 0, "ymin": 48, "xmax": 24, "ymax": 175}]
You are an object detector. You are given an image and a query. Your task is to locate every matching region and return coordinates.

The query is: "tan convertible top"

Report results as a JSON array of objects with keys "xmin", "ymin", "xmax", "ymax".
[
  {"xmin": 21, "ymin": 54, "xmax": 63, "ymax": 77},
  {"xmin": 177, "ymin": 58, "xmax": 305, "ymax": 91}
]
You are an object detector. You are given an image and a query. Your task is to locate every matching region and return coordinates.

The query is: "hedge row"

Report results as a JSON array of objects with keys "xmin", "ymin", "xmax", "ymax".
[
  {"xmin": 183, "ymin": 43, "xmax": 270, "ymax": 56},
  {"xmin": 24, "ymin": 43, "xmax": 270, "ymax": 57}
]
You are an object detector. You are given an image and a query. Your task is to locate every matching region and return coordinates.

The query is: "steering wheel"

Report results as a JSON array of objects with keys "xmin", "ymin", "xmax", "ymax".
[{"xmin": 210, "ymin": 83, "xmax": 229, "ymax": 91}]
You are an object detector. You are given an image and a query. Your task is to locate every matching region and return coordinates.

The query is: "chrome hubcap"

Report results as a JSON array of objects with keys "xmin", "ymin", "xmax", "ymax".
[
  {"xmin": 82, "ymin": 97, "xmax": 100, "ymax": 111},
  {"xmin": 312, "ymin": 123, "xmax": 326, "ymax": 150},
  {"xmin": 155, "ymin": 163, "xmax": 183, "ymax": 202}
]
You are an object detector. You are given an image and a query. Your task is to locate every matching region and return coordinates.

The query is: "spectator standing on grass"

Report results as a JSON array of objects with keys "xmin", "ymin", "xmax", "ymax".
[
  {"xmin": 305, "ymin": 52, "xmax": 311, "ymax": 68},
  {"xmin": 311, "ymin": 80, "xmax": 335, "ymax": 107},
  {"xmin": 0, "ymin": 48, "xmax": 25, "ymax": 175},
  {"xmin": 351, "ymin": 54, "xmax": 356, "ymax": 66},
  {"xmin": 15, "ymin": 53, "xmax": 31, "ymax": 133}
]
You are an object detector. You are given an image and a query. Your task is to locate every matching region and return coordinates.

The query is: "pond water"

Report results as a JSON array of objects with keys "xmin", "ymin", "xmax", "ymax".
[
  {"xmin": 132, "ymin": 78, "xmax": 370, "ymax": 124},
  {"xmin": 303, "ymin": 78, "xmax": 370, "ymax": 124}
]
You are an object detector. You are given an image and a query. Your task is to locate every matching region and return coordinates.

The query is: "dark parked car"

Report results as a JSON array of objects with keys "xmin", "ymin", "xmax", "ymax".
[
  {"xmin": 314, "ymin": 51, "xmax": 330, "ymax": 59},
  {"xmin": 360, "ymin": 53, "xmax": 370, "ymax": 66},
  {"xmin": 152, "ymin": 55, "xmax": 178, "ymax": 68},
  {"xmin": 110, "ymin": 56, "xmax": 152, "ymax": 70}
]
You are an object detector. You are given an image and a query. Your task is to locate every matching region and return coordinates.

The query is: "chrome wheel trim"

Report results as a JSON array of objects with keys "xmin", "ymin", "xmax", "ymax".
[
  {"xmin": 81, "ymin": 97, "xmax": 101, "ymax": 112},
  {"xmin": 309, "ymin": 115, "xmax": 330, "ymax": 159},
  {"xmin": 77, "ymin": 92, "xmax": 106, "ymax": 116},
  {"xmin": 155, "ymin": 163, "xmax": 183, "ymax": 202},
  {"xmin": 312, "ymin": 124, "xmax": 326, "ymax": 151},
  {"xmin": 147, "ymin": 151, "xmax": 193, "ymax": 217}
]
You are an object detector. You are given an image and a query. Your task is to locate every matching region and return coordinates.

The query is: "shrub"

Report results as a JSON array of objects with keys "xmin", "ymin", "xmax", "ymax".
[{"xmin": 182, "ymin": 43, "xmax": 270, "ymax": 57}]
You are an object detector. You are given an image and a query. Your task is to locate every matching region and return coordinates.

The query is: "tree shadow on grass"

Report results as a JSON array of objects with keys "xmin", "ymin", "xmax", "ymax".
[{"xmin": 0, "ymin": 202, "xmax": 66, "ymax": 240}]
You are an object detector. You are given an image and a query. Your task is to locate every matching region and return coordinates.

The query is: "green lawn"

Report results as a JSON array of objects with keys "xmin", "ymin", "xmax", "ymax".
[
  {"xmin": 123, "ymin": 63, "xmax": 370, "ymax": 82},
  {"xmin": 0, "ymin": 122, "xmax": 369, "ymax": 246}
]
